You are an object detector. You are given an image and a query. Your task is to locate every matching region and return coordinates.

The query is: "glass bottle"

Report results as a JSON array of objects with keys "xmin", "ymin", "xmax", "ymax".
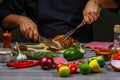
[{"xmin": 112, "ymin": 25, "xmax": 120, "ymax": 53}]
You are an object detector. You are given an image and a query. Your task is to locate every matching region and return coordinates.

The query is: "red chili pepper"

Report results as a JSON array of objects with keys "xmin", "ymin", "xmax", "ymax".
[
  {"xmin": 7, "ymin": 60, "xmax": 33, "ymax": 66},
  {"xmin": 7, "ymin": 60, "xmax": 39, "ymax": 68},
  {"xmin": 113, "ymin": 53, "xmax": 120, "ymax": 60}
]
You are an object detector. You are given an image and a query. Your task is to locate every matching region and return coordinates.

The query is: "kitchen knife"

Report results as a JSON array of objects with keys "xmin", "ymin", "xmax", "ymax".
[{"xmin": 38, "ymin": 35, "xmax": 57, "ymax": 47}]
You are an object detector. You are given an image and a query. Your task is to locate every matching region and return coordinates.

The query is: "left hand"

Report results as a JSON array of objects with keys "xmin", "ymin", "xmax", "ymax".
[{"xmin": 83, "ymin": 0, "xmax": 101, "ymax": 24}]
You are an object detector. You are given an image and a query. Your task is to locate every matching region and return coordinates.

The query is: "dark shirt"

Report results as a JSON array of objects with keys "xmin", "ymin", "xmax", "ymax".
[
  {"xmin": 114, "ymin": 0, "xmax": 120, "ymax": 9},
  {"xmin": 109, "ymin": 0, "xmax": 120, "ymax": 12},
  {"xmin": 0, "ymin": 0, "xmax": 93, "ymax": 43},
  {"xmin": 114, "ymin": 0, "xmax": 120, "ymax": 5}
]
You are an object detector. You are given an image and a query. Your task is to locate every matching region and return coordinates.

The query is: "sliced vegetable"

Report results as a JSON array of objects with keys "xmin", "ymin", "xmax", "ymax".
[
  {"xmin": 110, "ymin": 60, "xmax": 120, "ymax": 71},
  {"xmin": 53, "ymin": 57, "xmax": 67, "ymax": 65},
  {"xmin": 88, "ymin": 55, "xmax": 105, "ymax": 68},
  {"xmin": 89, "ymin": 59, "xmax": 101, "ymax": 73}
]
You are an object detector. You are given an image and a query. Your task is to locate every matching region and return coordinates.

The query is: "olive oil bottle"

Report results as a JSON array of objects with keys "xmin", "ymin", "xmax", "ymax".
[{"xmin": 112, "ymin": 25, "xmax": 120, "ymax": 53}]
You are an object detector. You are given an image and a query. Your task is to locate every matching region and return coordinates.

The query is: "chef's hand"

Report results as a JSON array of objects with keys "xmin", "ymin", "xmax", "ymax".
[
  {"xmin": 83, "ymin": 0, "xmax": 101, "ymax": 24},
  {"xmin": 19, "ymin": 17, "xmax": 39, "ymax": 42}
]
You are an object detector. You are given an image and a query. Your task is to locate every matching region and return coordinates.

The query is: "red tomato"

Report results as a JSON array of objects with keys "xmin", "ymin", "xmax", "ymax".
[
  {"xmin": 56, "ymin": 63, "xmax": 65, "ymax": 71},
  {"xmin": 68, "ymin": 62, "xmax": 78, "ymax": 74},
  {"xmin": 69, "ymin": 67, "xmax": 77, "ymax": 74},
  {"xmin": 48, "ymin": 38, "xmax": 53, "ymax": 41},
  {"xmin": 68, "ymin": 62, "xmax": 78, "ymax": 69},
  {"xmin": 72, "ymin": 39, "xmax": 77, "ymax": 43},
  {"xmin": 113, "ymin": 53, "xmax": 120, "ymax": 60}
]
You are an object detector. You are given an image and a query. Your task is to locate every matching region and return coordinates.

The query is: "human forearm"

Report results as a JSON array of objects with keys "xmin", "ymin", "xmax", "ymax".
[
  {"xmin": 2, "ymin": 14, "xmax": 39, "ymax": 41},
  {"xmin": 2, "ymin": 14, "xmax": 29, "ymax": 29},
  {"xmin": 89, "ymin": 0, "xmax": 118, "ymax": 9}
]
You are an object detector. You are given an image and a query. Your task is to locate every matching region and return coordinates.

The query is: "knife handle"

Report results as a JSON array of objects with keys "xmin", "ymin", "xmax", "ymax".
[
  {"xmin": 29, "ymin": 38, "xmax": 39, "ymax": 43},
  {"xmin": 34, "ymin": 36, "xmax": 38, "ymax": 42}
]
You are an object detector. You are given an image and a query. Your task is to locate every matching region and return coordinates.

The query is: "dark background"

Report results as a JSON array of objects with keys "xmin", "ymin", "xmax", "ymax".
[{"xmin": 0, "ymin": 0, "xmax": 120, "ymax": 42}]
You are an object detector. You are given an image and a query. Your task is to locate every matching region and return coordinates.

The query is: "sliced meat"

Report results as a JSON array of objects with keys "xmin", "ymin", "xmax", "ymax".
[{"xmin": 48, "ymin": 35, "xmax": 73, "ymax": 51}]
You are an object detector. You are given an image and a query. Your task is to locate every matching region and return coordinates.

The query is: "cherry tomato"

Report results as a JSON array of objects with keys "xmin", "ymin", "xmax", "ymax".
[
  {"xmin": 68, "ymin": 62, "xmax": 78, "ymax": 69},
  {"xmin": 48, "ymin": 38, "xmax": 53, "ymax": 41},
  {"xmin": 72, "ymin": 39, "xmax": 77, "ymax": 43},
  {"xmin": 56, "ymin": 63, "xmax": 65, "ymax": 71},
  {"xmin": 113, "ymin": 53, "xmax": 120, "ymax": 60},
  {"xmin": 68, "ymin": 62, "xmax": 78, "ymax": 74},
  {"xmin": 69, "ymin": 67, "xmax": 77, "ymax": 74}
]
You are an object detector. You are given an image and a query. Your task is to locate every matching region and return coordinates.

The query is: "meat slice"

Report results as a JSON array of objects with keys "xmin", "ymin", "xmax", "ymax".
[{"xmin": 48, "ymin": 35, "xmax": 73, "ymax": 51}]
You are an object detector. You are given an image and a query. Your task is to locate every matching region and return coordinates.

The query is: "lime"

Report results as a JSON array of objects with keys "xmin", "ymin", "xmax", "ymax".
[
  {"xmin": 89, "ymin": 59, "xmax": 101, "ymax": 73},
  {"xmin": 79, "ymin": 63, "xmax": 91, "ymax": 75}
]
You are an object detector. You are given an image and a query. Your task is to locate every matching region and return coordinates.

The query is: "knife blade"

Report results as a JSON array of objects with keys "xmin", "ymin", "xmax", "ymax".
[{"xmin": 38, "ymin": 35, "xmax": 57, "ymax": 46}]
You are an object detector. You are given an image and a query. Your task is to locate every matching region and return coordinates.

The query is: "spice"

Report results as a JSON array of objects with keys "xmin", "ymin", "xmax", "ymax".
[{"xmin": 2, "ymin": 31, "xmax": 12, "ymax": 48}]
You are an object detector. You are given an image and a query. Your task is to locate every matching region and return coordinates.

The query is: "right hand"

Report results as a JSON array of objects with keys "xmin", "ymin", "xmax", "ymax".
[
  {"xmin": 83, "ymin": 0, "xmax": 101, "ymax": 24},
  {"xmin": 19, "ymin": 17, "xmax": 39, "ymax": 42}
]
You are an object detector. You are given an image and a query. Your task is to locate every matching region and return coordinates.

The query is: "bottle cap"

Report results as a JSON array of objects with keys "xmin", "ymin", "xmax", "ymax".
[{"xmin": 114, "ymin": 25, "xmax": 120, "ymax": 33}]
